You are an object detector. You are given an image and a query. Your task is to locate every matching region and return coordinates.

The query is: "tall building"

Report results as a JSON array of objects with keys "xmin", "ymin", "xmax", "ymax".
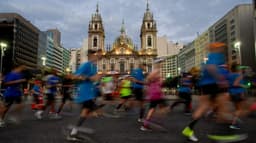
[
  {"xmin": 209, "ymin": 4, "xmax": 255, "ymax": 70},
  {"xmin": 62, "ymin": 46, "xmax": 71, "ymax": 73},
  {"xmin": 38, "ymin": 31, "xmax": 47, "ymax": 68},
  {"xmin": 157, "ymin": 35, "xmax": 183, "ymax": 57},
  {"xmin": 87, "ymin": 2, "xmax": 157, "ymax": 74},
  {"xmin": 157, "ymin": 36, "xmax": 183, "ymax": 78},
  {"xmin": 47, "ymin": 29, "xmax": 61, "ymax": 47},
  {"xmin": 161, "ymin": 55, "xmax": 178, "ymax": 78},
  {"xmin": 0, "ymin": 13, "xmax": 39, "ymax": 74},
  {"xmin": 178, "ymin": 41, "xmax": 195, "ymax": 73},
  {"xmin": 45, "ymin": 34, "xmax": 55, "ymax": 69},
  {"xmin": 70, "ymin": 48, "xmax": 81, "ymax": 73},
  {"xmin": 45, "ymin": 29, "xmax": 70, "ymax": 73},
  {"xmin": 80, "ymin": 38, "xmax": 88, "ymax": 63},
  {"xmin": 194, "ymin": 30, "xmax": 210, "ymax": 68}
]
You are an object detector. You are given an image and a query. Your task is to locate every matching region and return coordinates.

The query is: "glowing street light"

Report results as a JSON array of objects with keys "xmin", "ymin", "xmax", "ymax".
[
  {"xmin": 0, "ymin": 42, "xmax": 7, "ymax": 73},
  {"xmin": 203, "ymin": 57, "xmax": 208, "ymax": 64},
  {"xmin": 0, "ymin": 42, "xmax": 8, "ymax": 89},
  {"xmin": 66, "ymin": 67, "xmax": 71, "ymax": 73},
  {"xmin": 41, "ymin": 56, "xmax": 46, "ymax": 66},
  {"xmin": 177, "ymin": 67, "xmax": 181, "ymax": 75},
  {"xmin": 234, "ymin": 41, "xmax": 242, "ymax": 64}
]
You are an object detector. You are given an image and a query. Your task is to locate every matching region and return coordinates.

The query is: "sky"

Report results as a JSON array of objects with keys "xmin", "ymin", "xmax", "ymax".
[{"xmin": 0, "ymin": 0, "xmax": 253, "ymax": 48}]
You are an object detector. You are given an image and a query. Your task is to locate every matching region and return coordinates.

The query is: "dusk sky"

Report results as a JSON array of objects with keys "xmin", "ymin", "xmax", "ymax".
[{"xmin": 0, "ymin": 0, "xmax": 252, "ymax": 48}]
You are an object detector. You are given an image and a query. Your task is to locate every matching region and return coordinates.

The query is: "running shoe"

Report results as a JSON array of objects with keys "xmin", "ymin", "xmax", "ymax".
[
  {"xmin": 137, "ymin": 118, "xmax": 143, "ymax": 123},
  {"xmin": 66, "ymin": 134, "xmax": 84, "ymax": 142},
  {"xmin": 229, "ymin": 124, "xmax": 241, "ymax": 130},
  {"xmin": 70, "ymin": 127, "xmax": 78, "ymax": 136},
  {"xmin": 182, "ymin": 126, "xmax": 198, "ymax": 142},
  {"xmin": 140, "ymin": 125, "xmax": 152, "ymax": 131},
  {"xmin": 0, "ymin": 120, "xmax": 5, "ymax": 127},
  {"xmin": 35, "ymin": 110, "xmax": 43, "ymax": 119}
]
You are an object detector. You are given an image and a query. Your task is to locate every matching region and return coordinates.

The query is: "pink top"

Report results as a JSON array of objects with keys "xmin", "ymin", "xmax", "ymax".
[{"xmin": 146, "ymin": 79, "xmax": 163, "ymax": 101}]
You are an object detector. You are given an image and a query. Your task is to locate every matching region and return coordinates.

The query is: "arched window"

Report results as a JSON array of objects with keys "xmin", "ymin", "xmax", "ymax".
[
  {"xmin": 147, "ymin": 36, "xmax": 152, "ymax": 47},
  {"xmin": 94, "ymin": 24, "xmax": 98, "ymax": 30},
  {"xmin": 147, "ymin": 23, "xmax": 151, "ymax": 29},
  {"xmin": 93, "ymin": 37, "xmax": 97, "ymax": 47},
  {"xmin": 120, "ymin": 60, "xmax": 125, "ymax": 73},
  {"xmin": 111, "ymin": 64, "xmax": 115, "ymax": 71}
]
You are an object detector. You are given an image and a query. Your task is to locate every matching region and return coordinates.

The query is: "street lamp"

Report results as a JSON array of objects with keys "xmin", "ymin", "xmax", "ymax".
[
  {"xmin": 0, "ymin": 42, "xmax": 7, "ymax": 73},
  {"xmin": 66, "ymin": 67, "xmax": 71, "ymax": 73},
  {"xmin": 177, "ymin": 67, "xmax": 181, "ymax": 75},
  {"xmin": 0, "ymin": 42, "xmax": 7, "ymax": 90},
  {"xmin": 41, "ymin": 56, "xmax": 46, "ymax": 66},
  {"xmin": 234, "ymin": 41, "xmax": 242, "ymax": 64},
  {"xmin": 203, "ymin": 57, "xmax": 208, "ymax": 64}
]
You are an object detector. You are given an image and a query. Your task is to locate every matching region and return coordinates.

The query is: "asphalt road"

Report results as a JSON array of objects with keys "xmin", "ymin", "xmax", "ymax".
[{"xmin": 0, "ymin": 96, "xmax": 255, "ymax": 143}]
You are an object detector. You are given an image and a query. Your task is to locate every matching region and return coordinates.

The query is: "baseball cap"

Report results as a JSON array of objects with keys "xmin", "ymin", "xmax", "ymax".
[{"xmin": 208, "ymin": 42, "xmax": 226, "ymax": 49}]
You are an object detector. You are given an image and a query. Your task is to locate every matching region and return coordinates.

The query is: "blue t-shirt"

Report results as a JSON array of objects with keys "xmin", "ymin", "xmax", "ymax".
[
  {"xmin": 32, "ymin": 85, "xmax": 40, "ymax": 96},
  {"xmin": 3, "ymin": 71, "xmax": 24, "ymax": 97},
  {"xmin": 178, "ymin": 78, "xmax": 192, "ymax": 93},
  {"xmin": 206, "ymin": 53, "xmax": 225, "ymax": 65},
  {"xmin": 131, "ymin": 68, "xmax": 144, "ymax": 89},
  {"xmin": 199, "ymin": 53, "xmax": 225, "ymax": 86},
  {"xmin": 75, "ymin": 61, "xmax": 97, "ymax": 103},
  {"xmin": 44, "ymin": 75, "xmax": 59, "ymax": 94},
  {"xmin": 228, "ymin": 73, "xmax": 245, "ymax": 94}
]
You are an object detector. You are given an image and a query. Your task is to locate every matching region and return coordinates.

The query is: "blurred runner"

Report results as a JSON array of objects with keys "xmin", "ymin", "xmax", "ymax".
[
  {"xmin": 0, "ymin": 65, "xmax": 27, "ymax": 127},
  {"xmin": 67, "ymin": 49, "xmax": 103, "ymax": 141}
]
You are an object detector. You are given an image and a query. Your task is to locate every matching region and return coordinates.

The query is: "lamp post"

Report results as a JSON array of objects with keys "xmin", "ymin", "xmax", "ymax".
[
  {"xmin": 203, "ymin": 57, "xmax": 208, "ymax": 64},
  {"xmin": 177, "ymin": 67, "xmax": 181, "ymax": 76},
  {"xmin": 66, "ymin": 67, "xmax": 71, "ymax": 73},
  {"xmin": 41, "ymin": 56, "xmax": 46, "ymax": 66},
  {"xmin": 0, "ymin": 42, "xmax": 7, "ymax": 90},
  {"xmin": 234, "ymin": 41, "xmax": 242, "ymax": 64},
  {"xmin": 41, "ymin": 56, "xmax": 46, "ymax": 75}
]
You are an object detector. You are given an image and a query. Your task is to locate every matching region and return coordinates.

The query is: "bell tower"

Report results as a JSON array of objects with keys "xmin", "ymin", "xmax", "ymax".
[
  {"xmin": 140, "ymin": 0, "xmax": 157, "ymax": 55},
  {"xmin": 88, "ymin": 3, "xmax": 105, "ymax": 51}
]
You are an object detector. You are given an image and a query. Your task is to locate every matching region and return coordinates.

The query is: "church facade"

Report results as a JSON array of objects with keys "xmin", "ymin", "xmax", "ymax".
[{"xmin": 88, "ymin": 2, "xmax": 158, "ymax": 74}]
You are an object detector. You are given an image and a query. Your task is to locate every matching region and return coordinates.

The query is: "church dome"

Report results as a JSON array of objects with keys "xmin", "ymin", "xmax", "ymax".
[
  {"xmin": 114, "ymin": 34, "xmax": 134, "ymax": 48},
  {"xmin": 113, "ymin": 20, "xmax": 134, "ymax": 49}
]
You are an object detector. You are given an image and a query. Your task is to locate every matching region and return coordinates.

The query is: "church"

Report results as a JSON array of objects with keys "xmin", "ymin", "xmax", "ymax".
[{"xmin": 88, "ymin": 2, "xmax": 158, "ymax": 74}]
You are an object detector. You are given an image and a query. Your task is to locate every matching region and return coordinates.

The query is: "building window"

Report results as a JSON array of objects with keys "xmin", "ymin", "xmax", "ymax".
[
  {"xmin": 93, "ymin": 37, "xmax": 97, "ymax": 47},
  {"xmin": 147, "ymin": 23, "xmax": 151, "ymax": 29},
  {"xmin": 94, "ymin": 24, "xmax": 98, "ymax": 30},
  {"xmin": 103, "ymin": 64, "xmax": 106, "ymax": 70},
  {"xmin": 147, "ymin": 36, "xmax": 152, "ymax": 47},
  {"xmin": 111, "ymin": 63, "xmax": 115, "ymax": 71},
  {"xmin": 120, "ymin": 61, "xmax": 125, "ymax": 73}
]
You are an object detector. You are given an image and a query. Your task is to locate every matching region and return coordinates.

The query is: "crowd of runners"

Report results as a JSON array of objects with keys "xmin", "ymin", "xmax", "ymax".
[{"xmin": 0, "ymin": 43, "xmax": 256, "ymax": 142}]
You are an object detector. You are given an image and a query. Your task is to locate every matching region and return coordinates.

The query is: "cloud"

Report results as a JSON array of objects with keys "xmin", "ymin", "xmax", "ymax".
[{"xmin": 0, "ymin": 0, "xmax": 252, "ymax": 48}]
